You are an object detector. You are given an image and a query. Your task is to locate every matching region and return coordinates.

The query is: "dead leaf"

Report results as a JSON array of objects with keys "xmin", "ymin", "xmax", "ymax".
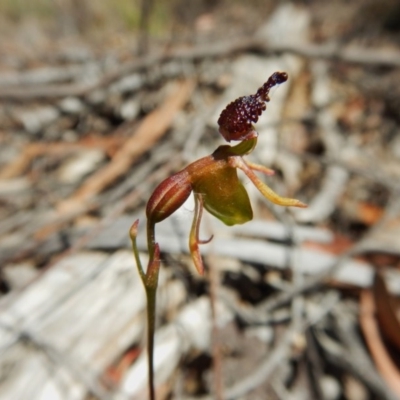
[
  {"xmin": 373, "ymin": 272, "xmax": 400, "ymax": 351},
  {"xmin": 105, "ymin": 347, "xmax": 141, "ymax": 384},
  {"xmin": 360, "ymin": 287, "xmax": 400, "ymax": 396},
  {"xmin": 303, "ymin": 232, "xmax": 354, "ymax": 255},
  {"xmin": 356, "ymin": 202, "xmax": 384, "ymax": 226}
]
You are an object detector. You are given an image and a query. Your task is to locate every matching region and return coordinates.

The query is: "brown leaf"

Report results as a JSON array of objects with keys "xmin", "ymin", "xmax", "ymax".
[
  {"xmin": 303, "ymin": 232, "xmax": 354, "ymax": 255},
  {"xmin": 373, "ymin": 272, "xmax": 400, "ymax": 351},
  {"xmin": 356, "ymin": 202, "xmax": 384, "ymax": 226},
  {"xmin": 105, "ymin": 347, "xmax": 141, "ymax": 384},
  {"xmin": 360, "ymin": 288, "xmax": 400, "ymax": 396}
]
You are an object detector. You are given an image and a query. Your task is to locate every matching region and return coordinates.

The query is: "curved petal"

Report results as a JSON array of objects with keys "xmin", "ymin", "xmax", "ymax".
[{"xmin": 230, "ymin": 157, "xmax": 307, "ymax": 208}]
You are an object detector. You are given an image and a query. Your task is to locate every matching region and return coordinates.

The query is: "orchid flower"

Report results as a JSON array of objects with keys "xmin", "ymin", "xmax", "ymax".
[{"xmin": 129, "ymin": 72, "xmax": 307, "ymax": 399}]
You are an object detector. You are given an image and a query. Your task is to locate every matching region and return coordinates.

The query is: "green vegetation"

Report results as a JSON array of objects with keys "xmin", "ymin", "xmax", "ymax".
[{"xmin": 0, "ymin": 0, "xmax": 173, "ymax": 36}]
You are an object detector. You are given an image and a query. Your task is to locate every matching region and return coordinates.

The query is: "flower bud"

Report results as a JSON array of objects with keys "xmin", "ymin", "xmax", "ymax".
[{"xmin": 146, "ymin": 169, "xmax": 192, "ymax": 224}]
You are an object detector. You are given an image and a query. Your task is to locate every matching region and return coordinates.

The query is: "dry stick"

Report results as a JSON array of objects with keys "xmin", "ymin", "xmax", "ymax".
[
  {"xmin": 55, "ymin": 79, "xmax": 194, "ymax": 215},
  {"xmin": 1, "ymin": 86, "xmax": 194, "ymax": 264},
  {"xmin": 0, "ymin": 136, "xmax": 125, "ymax": 180},
  {"xmin": 282, "ymin": 146, "xmax": 400, "ymax": 194},
  {"xmin": 2, "ymin": 38, "xmax": 400, "ymax": 100},
  {"xmin": 256, "ymin": 194, "xmax": 400, "ymax": 319},
  {"xmin": 0, "ymin": 323, "xmax": 114, "ymax": 400},
  {"xmin": 0, "ymin": 118, "xmax": 163, "ymax": 248},
  {"xmin": 317, "ymin": 306, "xmax": 398, "ymax": 400},
  {"xmin": 360, "ymin": 291, "xmax": 400, "ymax": 397},
  {"xmin": 0, "ymin": 64, "xmax": 92, "ymax": 87},
  {"xmin": 48, "ymin": 159, "xmax": 181, "ymax": 269},
  {"xmin": 191, "ymin": 292, "xmax": 339, "ymax": 400},
  {"xmin": 217, "ymin": 192, "xmax": 400, "ymax": 335},
  {"xmin": 224, "ymin": 327, "xmax": 296, "ymax": 400},
  {"xmin": 207, "ymin": 253, "xmax": 224, "ymax": 400},
  {"xmin": 0, "ymin": 158, "xmax": 181, "ymax": 313}
]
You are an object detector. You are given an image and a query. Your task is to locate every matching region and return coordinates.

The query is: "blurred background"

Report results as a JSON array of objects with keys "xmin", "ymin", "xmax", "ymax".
[
  {"xmin": 0, "ymin": 0, "xmax": 397, "ymax": 56},
  {"xmin": 1, "ymin": 1, "xmax": 400, "ymax": 399}
]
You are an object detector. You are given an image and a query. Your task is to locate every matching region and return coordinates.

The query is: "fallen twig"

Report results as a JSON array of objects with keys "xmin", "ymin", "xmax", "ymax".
[
  {"xmin": 1, "ymin": 38, "xmax": 400, "ymax": 100},
  {"xmin": 56, "ymin": 79, "xmax": 194, "ymax": 215}
]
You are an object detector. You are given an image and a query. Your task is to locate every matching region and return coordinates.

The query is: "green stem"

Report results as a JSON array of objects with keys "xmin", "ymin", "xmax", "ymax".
[
  {"xmin": 130, "ymin": 220, "xmax": 160, "ymax": 400},
  {"xmin": 130, "ymin": 221, "xmax": 146, "ymax": 282},
  {"xmin": 147, "ymin": 219, "xmax": 156, "ymax": 263},
  {"xmin": 146, "ymin": 287, "xmax": 157, "ymax": 400}
]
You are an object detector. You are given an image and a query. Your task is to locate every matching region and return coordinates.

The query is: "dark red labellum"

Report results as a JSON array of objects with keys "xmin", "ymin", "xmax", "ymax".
[{"xmin": 217, "ymin": 71, "xmax": 288, "ymax": 142}]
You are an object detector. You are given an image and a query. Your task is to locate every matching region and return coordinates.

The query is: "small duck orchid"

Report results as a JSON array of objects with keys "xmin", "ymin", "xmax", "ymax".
[{"xmin": 129, "ymin": 71, "xmax": 307, "ymax": 400}]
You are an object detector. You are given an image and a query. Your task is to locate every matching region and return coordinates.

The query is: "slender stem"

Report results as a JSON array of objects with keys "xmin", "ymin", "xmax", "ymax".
[
  {"xmin": 147, "ymin": 219, "xmax": 156, "ymax": 263},
  {"xmin": 130, "ymin": 221, "xmax": 160, "ymax": 400},
  {"xmin": 146, "ymin": 287, "xmax": 157, "ymax": 400},
  {"xmin": 144, "ymin": 252, "xmax": 160, "ymax": 400},
  {"xmin": 208, "ymin": 253, "xmax": 224, "ymax": 400},
  {"xmin": 129, "ymin": 221, "xmax": 146, "ymax": 282}
]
